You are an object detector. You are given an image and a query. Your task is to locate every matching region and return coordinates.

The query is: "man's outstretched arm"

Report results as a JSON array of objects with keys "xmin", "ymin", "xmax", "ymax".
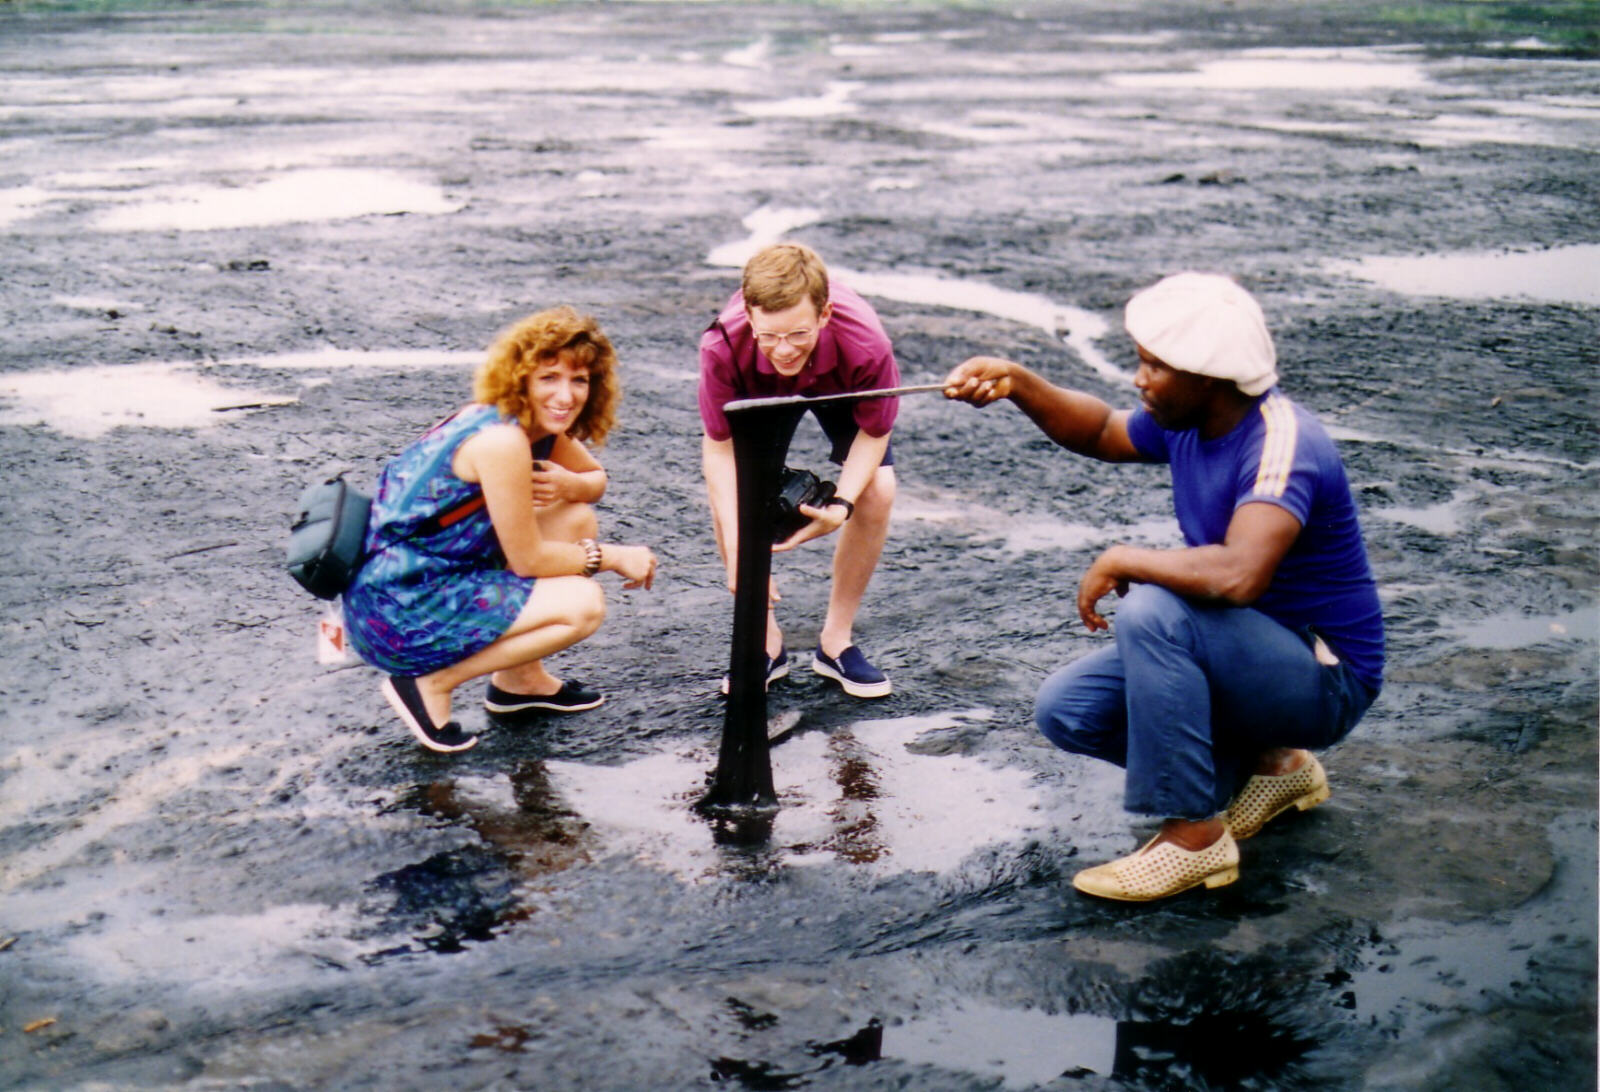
[{"xmin": 943, "ymin": 356, "xmax": 1143, "ymax": 463}]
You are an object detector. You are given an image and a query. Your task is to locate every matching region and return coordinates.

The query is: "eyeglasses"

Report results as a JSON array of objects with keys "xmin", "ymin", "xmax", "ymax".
[{"xmin": 753, "ymin": 328, "xmax": 817, "ymax": 350}]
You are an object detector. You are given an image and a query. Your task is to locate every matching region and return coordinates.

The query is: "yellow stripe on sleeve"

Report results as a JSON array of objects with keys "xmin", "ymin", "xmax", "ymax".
[{"xmin": 1252, "ymin": 393, "xmax": 1297, "ymax": 498}]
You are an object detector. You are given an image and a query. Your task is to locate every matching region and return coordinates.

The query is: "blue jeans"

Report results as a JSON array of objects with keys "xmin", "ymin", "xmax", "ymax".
[{"xmin": 1034, "ymin": 585, "xmax": 1376, "ymax": 820}]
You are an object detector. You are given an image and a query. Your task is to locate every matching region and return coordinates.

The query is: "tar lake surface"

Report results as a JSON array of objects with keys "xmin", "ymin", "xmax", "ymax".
[{"xmin": 0, "ymin": 1, "xmax": 1596, "ymax": 1089}]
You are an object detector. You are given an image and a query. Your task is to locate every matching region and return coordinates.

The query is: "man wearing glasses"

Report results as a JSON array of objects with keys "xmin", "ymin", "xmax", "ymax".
[{"xmin": 699, "ymin": 242, "xmax": 899, "ymax": 698}]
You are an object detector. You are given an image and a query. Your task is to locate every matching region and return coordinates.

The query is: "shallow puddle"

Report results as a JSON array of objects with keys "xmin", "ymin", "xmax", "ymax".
[
  {"xmin": 735, "ymin": 81, "xmax": 859, "ymax": 119},
  {"xmin": 545, "ymin": 710, "xmax": 1049, "ymax": 880},
  {"xmin": 91, "ymin": 168, "xmax": 462, "ymax": 232},
  {"xmin": 888, "ymin": 1001, "xmax": 1117, "ymax": 1086},
  {"xmin": 1109, "ymin": 51, "xmax": 1429, "ymax": 92},
  {"xmin": 1448, "ymin": 605, "xmax": 1598, "ymax": 650},
  {"xmin": 1326, "ymin": 244, "xmax": 1600, "ymax": 307},
  {"xmin": 895, "ymin": 491, "xmax": 1180, "ymax": 555},
  {"xmin": 0, "ymin": 363, "xmax": 296, "ymax": 438},
  {"xmin": 708, "ymin": 206, "xmax": 1125, "ymax": 384}
]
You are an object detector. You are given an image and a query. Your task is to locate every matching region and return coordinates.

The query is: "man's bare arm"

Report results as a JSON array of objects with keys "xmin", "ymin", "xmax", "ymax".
[
  {"xmin": 1076, "ymin": 502, "xmax": 1303, "ymax": 631},
  {"xmin": 943, "ymin": 356, "xmax": 1142, "ymax": 463}
]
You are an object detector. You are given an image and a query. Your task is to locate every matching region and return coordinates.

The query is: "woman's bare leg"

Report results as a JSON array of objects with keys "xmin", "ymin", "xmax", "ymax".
[
  {"xmin": 412, "ymin": 573, "xmax": 605, "ymax": 725},
  {"xmin": 494, "ymin": 502, "xmax": 598, "ymax": 696}
]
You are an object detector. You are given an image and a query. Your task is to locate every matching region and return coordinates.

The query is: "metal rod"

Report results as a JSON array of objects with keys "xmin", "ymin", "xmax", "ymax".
[
  {"xmin": 725, "ymin": 383, "xmax": 947, "ymax": 414},
  {"xmin": 701, "ymin": 382, "xmax": 938, "ymax": 815}
]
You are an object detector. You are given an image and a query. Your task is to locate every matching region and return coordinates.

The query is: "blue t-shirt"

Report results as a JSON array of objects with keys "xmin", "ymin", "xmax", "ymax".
[{"xmin": 1127, "ymin": 390, "xmax": 1385, "ymax": 692}]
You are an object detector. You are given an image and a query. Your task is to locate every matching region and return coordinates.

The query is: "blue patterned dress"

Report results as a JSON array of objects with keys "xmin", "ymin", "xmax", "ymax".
[{"xmin": 343, "ymin": 404, "xmax": 556, "ymax": 676}]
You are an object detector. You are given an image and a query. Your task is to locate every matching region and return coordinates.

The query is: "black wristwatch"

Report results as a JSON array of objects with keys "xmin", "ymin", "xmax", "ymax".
[{"xmin": 825, "ymin": 497, "xmax": 855, "ymax": 520}]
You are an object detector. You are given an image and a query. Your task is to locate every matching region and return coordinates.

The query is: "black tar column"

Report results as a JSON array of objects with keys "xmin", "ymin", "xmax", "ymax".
[{"xmin": 697, "ymin": 385, "xmax": 940, "ymax": 813}]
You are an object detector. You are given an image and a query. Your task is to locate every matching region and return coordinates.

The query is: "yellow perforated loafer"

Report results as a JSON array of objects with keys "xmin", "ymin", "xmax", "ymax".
[
  {"xmin": 1224, "ymin": 753, "xmax": 1330, "ymax": 840},
  {"xmin": 1071, "ymin": 830, "xmax": 1240, "ymax": 902}
]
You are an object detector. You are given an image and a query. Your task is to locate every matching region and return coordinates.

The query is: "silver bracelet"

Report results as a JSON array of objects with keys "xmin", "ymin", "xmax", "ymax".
[{"xmin": 577, "ymin": 537, "xmax": 602, "ymax": 577}]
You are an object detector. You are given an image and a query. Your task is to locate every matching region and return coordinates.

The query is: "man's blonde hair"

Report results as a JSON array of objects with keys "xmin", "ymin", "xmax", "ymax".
[
  {"xmin": 741, "ymin": 243, "xmax": 829, "ymax": 315},
  {"xmin": 474, "ymin": 306, "xmax": 619, "ymax": 446}
]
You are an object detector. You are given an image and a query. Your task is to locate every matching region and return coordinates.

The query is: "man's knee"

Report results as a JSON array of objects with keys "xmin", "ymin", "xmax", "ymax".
[
  {"xmin": 1034, "ymin": 661, "xmax": 1115, "ymax": 758},
  {"xmin": 855, "ymin": 465, "xmax": 895, "ymax": 521},
  {"xmin": 1112, "ymin": 583, "xmax": 1188, "ymax": 639}
]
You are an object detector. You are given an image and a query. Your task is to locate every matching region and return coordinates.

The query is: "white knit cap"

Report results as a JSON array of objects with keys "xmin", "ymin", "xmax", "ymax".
[{"xmin": 1123, "ymin": 272, "xmax": 1278, "ymax": 396}]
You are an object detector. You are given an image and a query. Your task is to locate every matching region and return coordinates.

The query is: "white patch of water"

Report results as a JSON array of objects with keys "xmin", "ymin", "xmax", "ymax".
[
  {"xmin": 706, "ymin": 205, "xmax": 825, "ymax": 268},
  {"xmin": 836, "ymin": 268, "xmax": 1124, "ymax": 385},
  {"xmin": 1408, "ymin": 112, "xmax": 1594, "ymax": 149},
  {"xmin": 0, "ymin": 363, "xmax": 296, "ymax": 439},
  {"xmin": 734, "ymin": 81, "xmax": 859, "ymax": 119},
  {"xmin": 0, "ymin": 741, "xmax": 257, "ymax": 893},
  {"xmin": 830, "ymin": 43, "xmax": 887, "ymax": 59},
  {"xmin": 0, "ymin": 184, "xmax": 52, "ymax": 228},
  {"xmin": 548, "ymin": 711, "xmax": 1050, "ymax": 880},
  {"xmin": 1449, "ymin": 606, "xmax": 1598, "ymax": 650},
  {"xmin": 705, "ymin": 207, "xmax": 1125, "ymax": 384},
  {"xmin": 639, "ymin": 123, "xmax": 768, "ymax": 153},
  {"xmin": 866, "ymin": 177, "xmax": 920, "ymax": 192},
  {"xmin": 1109, "ymin": 52, "xmax": 1429, "ymax": 92},
  {"xmin": 54, "ymin": 294, "xmax": 143, "ymax": 315},
  {"xmin": 889, "ymin": 1001, "xmax": 1119, "ymax": 1087},
  {"xmin": 92, "ymin": 169, "xmax": 462, "ymax": 232},
  {"xmin": 223, "ymin": 348, "xmax": 483, "ymax": 371},
  {"xmin": 895, "ymin": 490, "xmax": 1180, "ymax": 555},
  {"xmin": 59, "ymin": 899, "xmax": 365, "ymax": 991},
  {"xmin": 722, "ymin": 38, "xmax": 771, "ymax": 68},
  {"xmin": 1372, "ymin": 496, "xmax": 1466, "ymax": 536},
  {"xmin": 1326, "ymin": 245, "xmax": 1600, "ymax": 307},
  {"xmin": 915, "ymin": 109, "xmax": 1111, "ymax": 148}
]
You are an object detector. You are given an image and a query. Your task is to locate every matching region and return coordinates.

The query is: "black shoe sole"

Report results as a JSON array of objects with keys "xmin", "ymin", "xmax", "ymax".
[{"xmin": 484, "ymin": 694, "xmax": 605, "ymax": 714}]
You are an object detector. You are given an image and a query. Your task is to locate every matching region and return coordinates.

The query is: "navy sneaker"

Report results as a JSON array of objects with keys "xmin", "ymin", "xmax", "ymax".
[
  {"xmin": 811, "ymin": 646, "xmax": 891, "ymax": 699},
  {"xmin": 484, "ymin": 679, "xmax": 605, "ymax": 715},
  {"xmin": 382, "ymin": 676, "xmax": 479, "ymax": 753},
  {"xmin": 720, "ymin": 648, "xmax": 789, "ymax": 696}
]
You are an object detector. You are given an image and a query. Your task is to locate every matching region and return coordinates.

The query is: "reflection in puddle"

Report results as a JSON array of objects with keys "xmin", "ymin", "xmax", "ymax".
[
  {"xmin": 371, "ymin": 761, "xmax": 595, "ymax": 953},
  {"xmin": 1348, "ymin": 814, "xmax": 1597, "ymax": 1033},
  {"xmin": 1326, "ymin": 244, "xmax": 1600, "ymax": 307},
  {"xmin": 549, "ymin": 710, "xmax": 1047, "ymax": 880},
  {"xmin": 0, "ymin": 363, "xmax": 296, "ymax": 438},
  {"xmin": 890, "ymin": 1001, "xmax": 1117, "ymax": 1087},
  {"xmin": 93, "ymin": 168, "xmax": 462, "ymax": 232},
  {"xmin": 856, "ymin": 970, "xmax": 1327, "ymax": 1088}
]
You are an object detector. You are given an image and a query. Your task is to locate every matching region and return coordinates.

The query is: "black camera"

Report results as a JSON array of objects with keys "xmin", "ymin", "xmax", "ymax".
[{"xmin": 771, "ymin": 466, "xmax": 837, "ymax": 542}]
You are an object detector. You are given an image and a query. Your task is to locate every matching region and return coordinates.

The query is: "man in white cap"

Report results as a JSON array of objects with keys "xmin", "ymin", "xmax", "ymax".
[{"xmin": 942, "ymin": 272, "xmax": 1384, "ymax": 902}]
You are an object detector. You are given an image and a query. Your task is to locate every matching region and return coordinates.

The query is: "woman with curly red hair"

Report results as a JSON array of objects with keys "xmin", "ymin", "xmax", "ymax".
[{"xmin": 343, "ymin": 306, "xmax": 657, "ymax": 753}]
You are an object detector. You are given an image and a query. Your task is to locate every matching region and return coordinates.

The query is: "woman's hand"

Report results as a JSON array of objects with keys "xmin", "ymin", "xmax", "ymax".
[
  {"xmin": 607, "ymin": 544, "xmax": 658, "ymax": 590},
  {"xmin": 530, "ymin": 460, "xmax": 583, "ymax": 507}
]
